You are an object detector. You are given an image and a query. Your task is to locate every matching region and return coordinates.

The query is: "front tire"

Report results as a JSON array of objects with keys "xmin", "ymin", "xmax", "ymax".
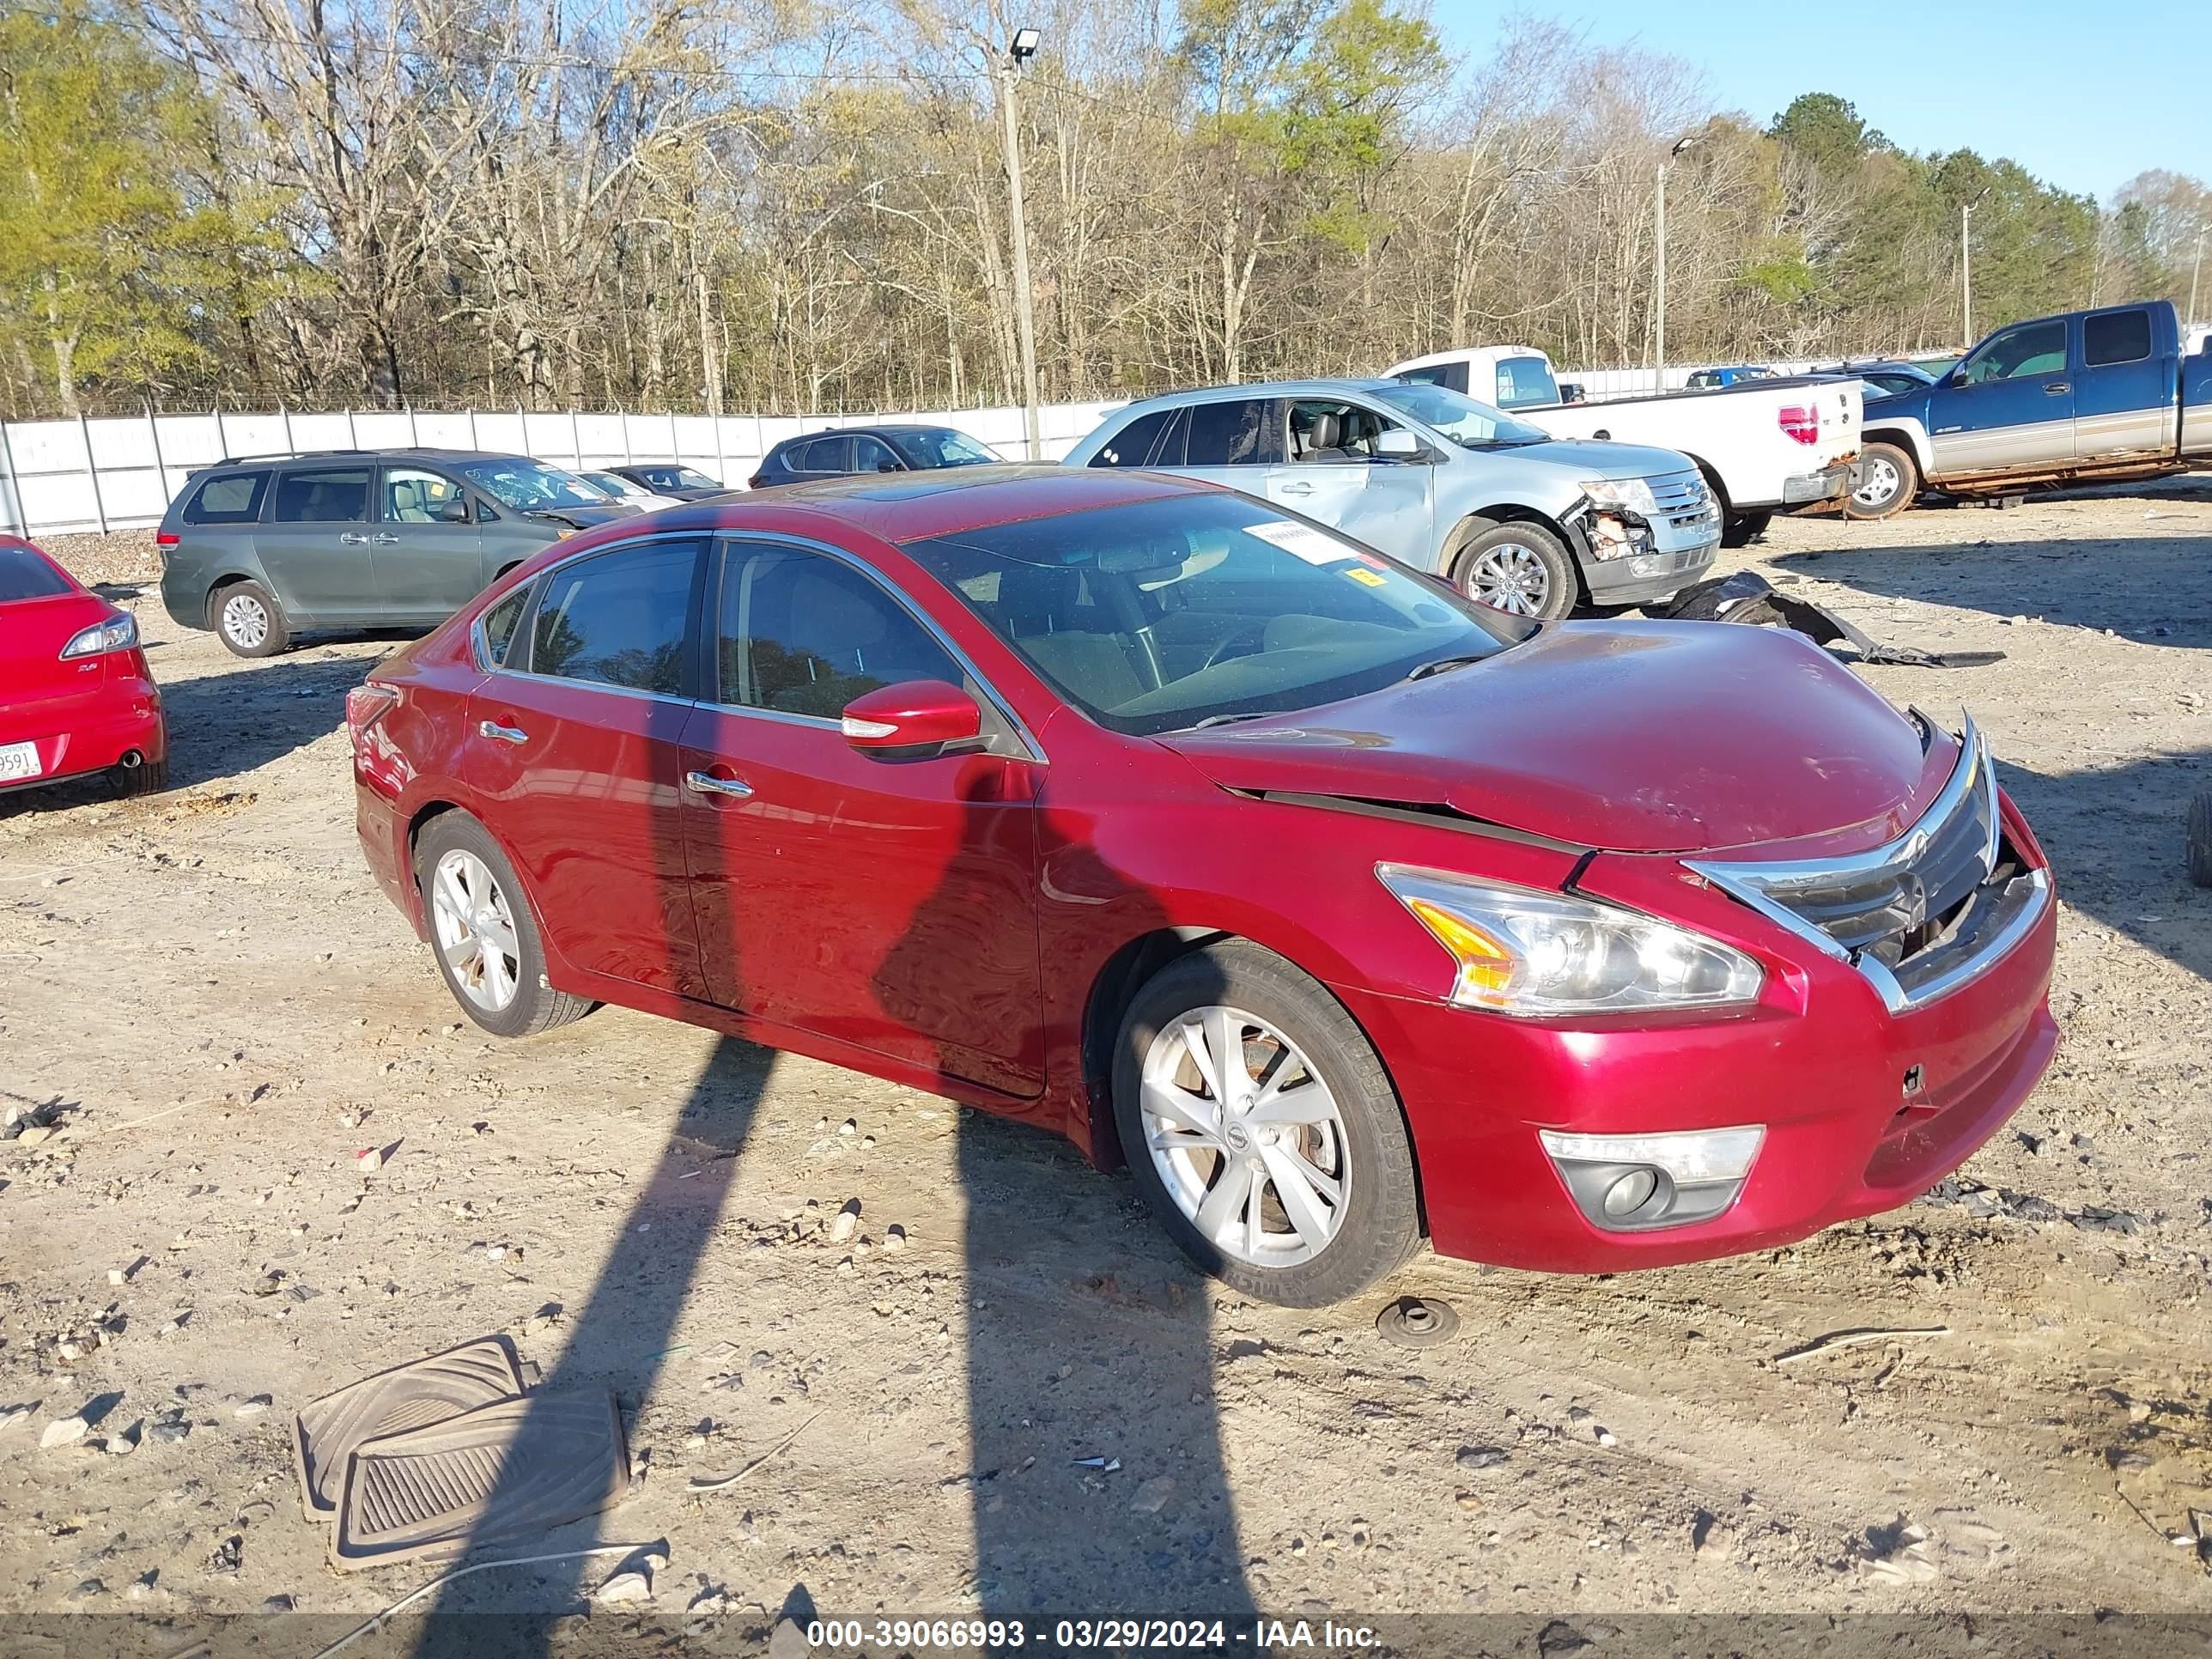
[
  {"xmin": 1113, "ymin": 941, "xmax": 1422, "ymax": 1307},
  {"xmin": 211, "ymin": 580, "xmax": 292, "ymax": 658},
  {"xmin": 1450, "ymin": 522, "xmax": 1577, "ymax": 621},
  {"xmin": 1844, "ymin": 442, "xmax": 1917, "ymax": 520},
  {"xmin": 2189, "ymin": 791, "xmax": 2212, "ymax": 888},
  {"xmin": 1721, "ymin": 510, "xmax": 1772, "ymax": 549},
  {"xmin": 414, "ymin": 811, "xmax": 592, "ymax": 1037}
]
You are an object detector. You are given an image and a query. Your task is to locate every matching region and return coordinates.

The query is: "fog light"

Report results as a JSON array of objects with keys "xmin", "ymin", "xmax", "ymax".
[
  {"xmin": 1601, "ymin": 1167, "xmax": 1658, "ymax": 1217},
  {"xmin": 1628, "ymin": 554, "xmax": 1662, "ymax": 578},
  {"xmin": 1540, "ymin": 1125, "xmax": 1765, "ymax": 1232}
]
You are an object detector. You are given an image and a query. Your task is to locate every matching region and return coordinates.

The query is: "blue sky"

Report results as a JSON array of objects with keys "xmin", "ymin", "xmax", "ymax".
[{"xmin": 1432, "ymin": 1, "xmax": 2209, "ymax": 201}]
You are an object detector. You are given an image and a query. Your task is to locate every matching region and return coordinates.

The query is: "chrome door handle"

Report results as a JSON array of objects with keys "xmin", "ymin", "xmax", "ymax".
[
  {"xmin": 2045, "ymin": 381, "xmax": 2069, "ymax": 394},
  {"xmin": 684, "ymin": 769, "xmax": 753, "ymax": 799},
  {"xmin": 477, "ymin": 720, "xmax": 529, "ymax": 745},
  {"xmin": 339, "ymin": 532, "xmax": 370, "ymax": 545},
  {"xmin": 1279, "ymin": 482, "xmax": 1313, "ymax": 496},
  {"xmin": 371, "ymin": 532, "xmax": 400, "ymax": 544}
]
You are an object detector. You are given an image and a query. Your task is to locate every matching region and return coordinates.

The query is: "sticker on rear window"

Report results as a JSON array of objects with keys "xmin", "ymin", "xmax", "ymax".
[{"xmin": 1247, "ymin": 520, "xmax": 1355, "ymax": 566}]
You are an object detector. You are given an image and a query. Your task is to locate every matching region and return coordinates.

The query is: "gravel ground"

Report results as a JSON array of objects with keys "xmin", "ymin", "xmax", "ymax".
[{"xmin": 2, "ymin": 484, "xmax": 2209, "ymax": 1650}]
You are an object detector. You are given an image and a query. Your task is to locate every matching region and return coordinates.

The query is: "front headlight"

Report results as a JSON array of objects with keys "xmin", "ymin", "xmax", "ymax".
[
  {"xmin": 59, "ymin": 614, "xmax": 138, "ymax": 659},
  {"xmin": 1579, "ymin": 477, "xmax": 1660, "ymax": 516},
  {"xmin": 1376, "ymin": 865, "xmax": 1764, "ymax": 1017}
]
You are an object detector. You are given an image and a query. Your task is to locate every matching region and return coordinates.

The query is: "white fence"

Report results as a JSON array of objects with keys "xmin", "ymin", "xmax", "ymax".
[{"xmin": 0, "ymin": 399, "xmax": 1127, "ymax": 539}]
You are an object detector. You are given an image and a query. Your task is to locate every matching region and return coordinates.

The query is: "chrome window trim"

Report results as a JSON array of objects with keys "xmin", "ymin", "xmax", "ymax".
[
  {"xmin": 1686, "ymin": 715, "xmax": 2042, "ymax": 1013},
  {"xmin": 702, "ymin": 530, "xmax": 1049, "ymax": 765}
]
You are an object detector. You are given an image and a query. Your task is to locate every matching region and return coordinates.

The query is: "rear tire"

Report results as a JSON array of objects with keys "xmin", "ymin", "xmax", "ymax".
[
  {"xmin": 2188, "ymin": 790, "xmax": 2212, "ymax": 888},
  {"xmin": 1721, "ymin": 510, "xmax": 1772, "ymax": 548},
  {"xmin": 210, "ymin": 580, "xmax": 292, "ymax": 658},
  {"xmin": 1844, "ymin": 442, "xmax": 1917, "ymax": 520},
  {"xmin": 413, "ymin": 811, "xmax": 592, "ymax": 1038},
  {"xmin": 1113, "ymin": 940, "xmax": 1423, "ymax": 1307},
  {"xmin": 109, "ymin": 756, "xmax": 168, "ymax": 797},
  {"xmin": 1450, "ymin": 521, "xmax": 1577, "ymax": 622}
]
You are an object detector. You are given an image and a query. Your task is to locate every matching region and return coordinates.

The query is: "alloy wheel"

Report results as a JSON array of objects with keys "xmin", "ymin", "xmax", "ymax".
[
  {"xmin": 1139, "ymin": 1005, "xmax": 1350, "ymax": 1267},
  {"xmin": 1467, "ymin": 544, "xmax": 1551, "ymax": 616},
  {"xmin": 222, "ymin": 592, "xmax": 270, "ymax": 650},
  {"xmin": 429, "ymin": 848, "xmax": 522, "ymax": 1012}
]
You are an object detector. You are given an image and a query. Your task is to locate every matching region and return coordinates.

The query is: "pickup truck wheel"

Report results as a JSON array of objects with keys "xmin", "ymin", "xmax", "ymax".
[
  {"xmin": 1844, "ymin": 442, "xmax": 1917, "ymax": 520},
  {"xmin": 1451, "ymin": 523, "xmax": 1577, "ymax": 621},
  {"xmin": 1720, "ymin": 510, "xmax": 1772, "ymax": 548},
  {"xmin": 2188, "ymin": 790, "xmax": 2212, "ymax": 888}
]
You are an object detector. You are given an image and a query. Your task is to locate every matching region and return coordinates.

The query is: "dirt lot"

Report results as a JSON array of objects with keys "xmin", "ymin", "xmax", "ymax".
[{"xmin": 3, "ymin": 483, "xmax": 2210, "ymax": 1651}]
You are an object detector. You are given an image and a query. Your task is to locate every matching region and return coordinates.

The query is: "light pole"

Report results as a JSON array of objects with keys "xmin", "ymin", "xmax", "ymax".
[
  {"xmin": 1654, "ymin": 135, "xmax": 1698, "ymax": 392},
  {"xmin": 1960, "ymin": 187, "xmax": 1988, "ymax": 346},
  {"xmin": 2190, "ymin": 224, "xmax": 2206, "ymax": 326},
  {"xmin": 995, "ymin": 26, "xmax": 1042, "ymax": 461}
]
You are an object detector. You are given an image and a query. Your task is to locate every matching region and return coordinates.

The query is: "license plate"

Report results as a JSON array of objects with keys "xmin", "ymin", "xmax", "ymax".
[{"xmin": 0, "ymin": 741, "xmax": 42, "ymax": 782}]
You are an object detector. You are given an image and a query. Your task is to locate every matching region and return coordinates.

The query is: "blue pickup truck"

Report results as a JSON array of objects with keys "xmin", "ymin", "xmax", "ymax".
[{"xmin": 1845, "ymin": 298, "xmax": 2212, "ymax": 518}]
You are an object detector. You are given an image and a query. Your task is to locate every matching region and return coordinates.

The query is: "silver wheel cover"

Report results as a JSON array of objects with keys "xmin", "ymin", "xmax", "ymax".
[
  {"xmin": 1853, "ymin": 456, "xmax": 1901, "ymax": 508},
  {"xmin": 1140, "ymin": 1005, "xmax": 1350, "ymax": 1268},
  {"xmin": 1467, "ymin": 543, "xmax": 1552, "ymax": 616},
  {"xmin": 429, "ymin": 848, "xmax": 522, "ymax": 1013}
]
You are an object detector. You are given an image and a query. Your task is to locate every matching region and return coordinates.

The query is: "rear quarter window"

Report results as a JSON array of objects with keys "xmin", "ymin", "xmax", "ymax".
[
  {"xmin": 182, "ymin": 471, "xmax": 270, "ymax": 525},
  {"xmin": 2084, "ymin": 310, "xmax": 2153, "ymax": 368}
]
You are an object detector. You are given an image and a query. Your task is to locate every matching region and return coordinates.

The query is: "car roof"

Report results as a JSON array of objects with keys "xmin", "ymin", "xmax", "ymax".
[
  {"xmin": 767, "ymin": 423, "xmax": 966, "ymax": 447},
  {"xmin": 1109, "ymin": 379, "xmax": 1407, "ymax": 415},
  {"xmin": 204, "ymin": 447, "xmax": 544, "ymax": 471},
  {"xmin": 529, "ymin": 464, "xmax": 1217, "ymax": 558}
]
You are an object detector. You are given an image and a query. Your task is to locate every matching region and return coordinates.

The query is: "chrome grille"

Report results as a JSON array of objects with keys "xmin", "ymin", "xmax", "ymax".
[
  {"xmin": 1687, "ymin": 718, "xmax": 2048, "ymax": 1012},
  {"xmin": 1648, "ymin": 471, "xmax": 1717, "ymax": 532}
]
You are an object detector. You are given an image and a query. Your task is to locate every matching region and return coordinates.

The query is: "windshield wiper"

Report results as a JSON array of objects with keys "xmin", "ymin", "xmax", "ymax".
[
  {"xmin": 1403, "ymin": 655, "xmax": 1487, "ymax": 682},
  {"xmin": 1186, "ymin": 711, "xmax": 1271, "ymax": 729}
]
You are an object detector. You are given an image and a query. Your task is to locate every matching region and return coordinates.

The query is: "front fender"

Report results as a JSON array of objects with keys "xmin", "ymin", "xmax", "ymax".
[{"xmin": 1863, "ymin": 415, "xmax": 1934, "ymax": 477}]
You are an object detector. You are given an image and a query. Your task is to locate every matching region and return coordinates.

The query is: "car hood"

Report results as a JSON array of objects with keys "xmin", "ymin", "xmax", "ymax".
[
  {"xmin": 1495, "ymin": 437, "xmax": 1699, "ymax": 482},
  {"xmin": 1159, "ymin": 622, "xmax": 1953, "ymax": 855}
]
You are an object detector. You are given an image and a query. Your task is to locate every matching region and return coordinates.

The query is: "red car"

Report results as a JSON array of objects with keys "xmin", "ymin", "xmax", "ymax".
[
  {"xmin": 0, "ymin": 537, "xmax": 167, "ymax": 799},
  {"xmin": 348, "ymin": 469, "xmax": 2057, "ymax": 1306}
]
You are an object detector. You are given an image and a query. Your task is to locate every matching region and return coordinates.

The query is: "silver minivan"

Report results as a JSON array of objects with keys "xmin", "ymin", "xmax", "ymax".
[{"xmin": 1063, "ymin": 380, "xmax": 1720, "ymax": 619}]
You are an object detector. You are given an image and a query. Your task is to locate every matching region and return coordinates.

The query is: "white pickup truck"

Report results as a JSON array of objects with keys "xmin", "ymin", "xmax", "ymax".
[{"xmin": 1384, "ymin": 345, "xmax": 1862, "ymax": 546}]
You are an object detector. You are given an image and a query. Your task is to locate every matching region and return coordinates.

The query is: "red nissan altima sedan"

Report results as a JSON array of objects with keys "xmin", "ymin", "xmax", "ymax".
[
  {"xmin": 0, "ymin": 537, "xmax": 167, "ymax": 799},
  {"xmin": 348, "ymin": 467, "xmax": 2057, "ymax": 1305}
]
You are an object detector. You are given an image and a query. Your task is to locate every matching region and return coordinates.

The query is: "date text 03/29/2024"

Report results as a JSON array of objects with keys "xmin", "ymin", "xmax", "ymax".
[{"xmin": 805, "ymin": 1618, "xmax": 1381, "ymax": 1650}]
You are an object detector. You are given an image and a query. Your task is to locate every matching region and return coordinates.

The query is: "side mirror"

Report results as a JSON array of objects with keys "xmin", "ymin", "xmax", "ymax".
[
  {"xmin": 438, "ymin": 496, "xmax": 471, "ymax": 524},
  {"xmin": 1375, "ymin": 428, "xmax": 1425, "ymax": 460},
  {"xmin": 841, "ymin": 679, "xmax": 981, "ymax": 753}
]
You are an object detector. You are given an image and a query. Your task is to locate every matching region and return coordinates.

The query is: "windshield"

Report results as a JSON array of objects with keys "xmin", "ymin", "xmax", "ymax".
[
  {"xmin": 902, "ymin": 493, "xmax": 1524, "ymax": 738},
  {"xmin": 1368, "ymin": 381, "xmax": 1550, "ymax": 449},
  {"xmin": 584, "ymin": 471, "xmax": 643, "ymax": 497},
  {"xmin": 457, "ymin": 459, "xmax": 610, "ymax": 511},
  {"xmin": 889, "ymin": 428, "xmax": 999, "ymax": 469},
  {"xmin": 639, "ymin": 465, "xmax": 720, "ymax": 490}
]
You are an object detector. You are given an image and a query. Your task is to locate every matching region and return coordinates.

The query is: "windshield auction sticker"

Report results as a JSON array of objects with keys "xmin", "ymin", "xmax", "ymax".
[{"xmin": 1246, "ymin": 520, "xmax": 1356, "ymax": 565}]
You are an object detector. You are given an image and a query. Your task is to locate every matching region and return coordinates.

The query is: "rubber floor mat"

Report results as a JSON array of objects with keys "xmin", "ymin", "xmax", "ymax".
[
  {"xmin": 331, "ymin": 1389, "xmax": 629, "ymax": 1570},
  {"xmin": 291, "ymin": 1338, "xmax": 527, "ymax": 1519}
]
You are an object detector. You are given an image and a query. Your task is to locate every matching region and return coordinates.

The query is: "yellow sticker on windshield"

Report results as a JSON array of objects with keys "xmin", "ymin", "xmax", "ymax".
[{"xmin": 1342, "ymin": 568, "xmax": 1387, "ymax": 587}]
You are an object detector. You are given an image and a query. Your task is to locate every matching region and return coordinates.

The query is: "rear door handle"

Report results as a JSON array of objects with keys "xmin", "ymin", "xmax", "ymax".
[
  {"xmin": 2045, "ymin": 381, "xmax": 2069, "ymax": 394},
  {"xmin": 339, "ymin": 532, "xmax": 370, "ymax": 545},
  {"xmin": 371, "ymin": 532, "xmax": 400, "ymax": 544},
  {"xmin": 684, "ymin": 769, "xmax": 753, "ymax": 799},
  {"xmin": 1279, "ymin": 482, "xmax": 1313, "ymax": 496},
  {"xmin": 477, "ymin": 720, "xmax": 529, "ymax": 745}
]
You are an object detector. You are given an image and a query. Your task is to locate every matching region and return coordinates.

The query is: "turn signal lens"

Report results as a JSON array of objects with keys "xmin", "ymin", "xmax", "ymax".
[{"xmin": 1401, "ymin": 896, "xmax": 1515, "ymax": 1000}]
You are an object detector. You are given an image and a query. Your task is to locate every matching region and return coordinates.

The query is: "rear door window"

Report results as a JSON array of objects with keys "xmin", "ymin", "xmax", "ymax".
[
  {"xmin": 1183, "ymin": 398, "xmax": 1280, "ymax": 466},
  {"xmin": 525, "ymin": 538, "xmax": 701, "ymax": 696},
  {"xmin": 182, "ymin": 471, "xmax": 270, "ymax": 525},
  {"xmin": 795, "ymin": 436, "xmax": 852, "ymax": 475},
  {"xmin": 2083, "ymin": 310, "xmax": 2153, "ymax": 368},
  {"xmin": 1395, "ymin": 362, "xmax": 1469, "ymax": 395},
  {"xmin": 270, "ymin": 468, "xmax": 372, "ymax": 523}
]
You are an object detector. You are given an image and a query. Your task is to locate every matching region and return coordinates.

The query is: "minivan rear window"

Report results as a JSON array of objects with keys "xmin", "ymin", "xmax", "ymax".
[
  {"xmin": 0, "ymin": 544, "xmax": 71, "ymax": 601},
  {"xmin": 182, "ymin": 471, "xmax": 270, "ymax": 525}
]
